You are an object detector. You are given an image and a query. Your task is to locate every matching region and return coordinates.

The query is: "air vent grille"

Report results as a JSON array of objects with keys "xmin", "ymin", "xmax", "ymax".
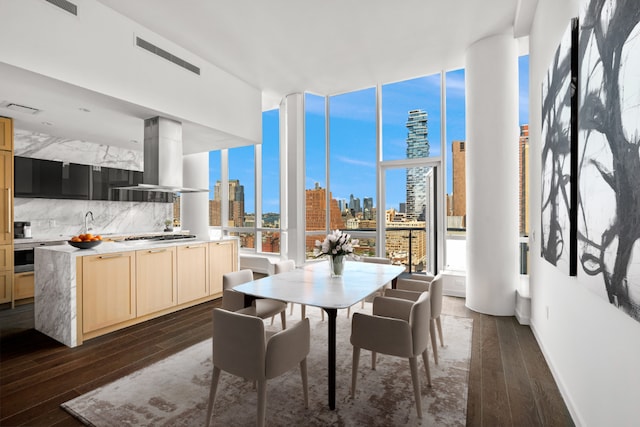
[
  {"xmin": 5, "ymin": 103, "xmax": 41, "ymax": 115},
  {"xmin": 136, "ymin": 37, "xmax": 201, "ymax": 75},
  {"xmin": 45, "ymin": 0, "xmax": 78, "ymax": 16}
]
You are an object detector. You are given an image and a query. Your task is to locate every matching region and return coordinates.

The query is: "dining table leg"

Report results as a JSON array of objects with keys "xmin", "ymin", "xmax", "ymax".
[{"xmin": 324, "ymin": 308, "xmax": 337, "ymax": 410}]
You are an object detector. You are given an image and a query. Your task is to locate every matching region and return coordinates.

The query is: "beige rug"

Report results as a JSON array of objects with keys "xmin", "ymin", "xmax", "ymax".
[{"xmin": 62, "ymin": 304, "xmax": 473, "ymax": 426}]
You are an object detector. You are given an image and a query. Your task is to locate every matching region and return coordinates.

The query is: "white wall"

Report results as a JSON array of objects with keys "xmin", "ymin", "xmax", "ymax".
[
  {"xmin": 529, "ymin": 1, "xmax": 640, "ymax": 425},
  {"xmin": 0, "ymin": 0, "xmax": 261, "ymax": 145}
]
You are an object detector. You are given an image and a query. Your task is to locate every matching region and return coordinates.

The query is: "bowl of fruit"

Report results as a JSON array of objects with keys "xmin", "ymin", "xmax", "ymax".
[{"xmin": 68, "ymin": 233, "xmax": 103, "ymax": 249}]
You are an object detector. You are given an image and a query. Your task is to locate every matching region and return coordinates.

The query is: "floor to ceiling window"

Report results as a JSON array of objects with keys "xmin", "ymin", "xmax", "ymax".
[
  {"xmin": 328, "ymin": 88, "xmax": 377, "ymax": 256},
  {"xmin": 380, "ymin": 74, "xmax": 442, "ymax": 272},
  {"xmin": 305, "ymin": 93, "xmax": 327, "ymax": 258},
  {"xmin": 260, "ymin": 109, "xmax": 280, "ymax": 253}
]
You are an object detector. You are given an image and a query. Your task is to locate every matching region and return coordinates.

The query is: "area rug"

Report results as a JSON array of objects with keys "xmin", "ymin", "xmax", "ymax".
[{"xmin": 62, "ymin": 304, "xmax": 473, "ymax": 426}]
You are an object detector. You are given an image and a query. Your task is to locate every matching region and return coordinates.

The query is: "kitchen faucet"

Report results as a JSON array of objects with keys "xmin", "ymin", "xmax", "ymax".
[{"xmin": 84, "ymin": 211, "xmax": 94, "ymax": 234}]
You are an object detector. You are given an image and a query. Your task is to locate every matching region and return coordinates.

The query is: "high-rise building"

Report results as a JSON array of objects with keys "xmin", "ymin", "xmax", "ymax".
[
  {"xmin": 305, "ymin": 183, "xmax": 345, "ymax": 253},
  {"xmin": 211, "ymin": 179, "xmax": 245, "ymax": 227},
  {"xmin": 519, "ymin": 124, "xmax": 530, "ymax": 236},
  {"xmin": 405, "ymin": 109, "xmax": 429, "ymax": 221},
  {"xmin": 451, "ymin": 140, "xmax": 466, "ymax": 227},
  {"xmin": 363, "ymin": 197, "xmax": 373, "ymax": 220}
]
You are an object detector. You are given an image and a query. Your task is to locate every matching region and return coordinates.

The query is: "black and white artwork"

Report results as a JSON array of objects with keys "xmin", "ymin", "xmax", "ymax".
[
  {"xmin": 541, "ymin": 18, "xmax": 578, "ymax": 276},
  {"xmin": 578, "ymin": 0, "xmax": 640, "ymax": 322}
]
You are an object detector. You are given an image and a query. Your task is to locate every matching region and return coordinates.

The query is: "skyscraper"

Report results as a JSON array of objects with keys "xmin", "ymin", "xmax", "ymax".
[{"xmin": 405, "ymin": 109, "xmax": 429, "ymax": 221}]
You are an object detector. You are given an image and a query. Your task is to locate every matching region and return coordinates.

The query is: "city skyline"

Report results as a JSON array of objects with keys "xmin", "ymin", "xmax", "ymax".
[{"xmin": 210, "ymin": 56, "xmax": 529, "ymax": 217}]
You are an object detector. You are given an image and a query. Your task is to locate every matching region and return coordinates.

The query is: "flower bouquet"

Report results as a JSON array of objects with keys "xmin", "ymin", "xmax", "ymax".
[{"xmin": 314, "ymin": 230, "xmax": 358, "ymax": 277}]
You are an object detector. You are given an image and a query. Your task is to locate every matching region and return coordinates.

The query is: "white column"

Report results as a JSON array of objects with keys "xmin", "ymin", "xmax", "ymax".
[
  {"xmin": 280, "ymin": 93, "xmax": 306, "ymax": 266},
  {"xmin": 181, "ymin": 152, "xmax": 210, "ymax": 240},
  {"xmin": 465, "ymin": 33, "xmax": 519, "ymax": 315}
]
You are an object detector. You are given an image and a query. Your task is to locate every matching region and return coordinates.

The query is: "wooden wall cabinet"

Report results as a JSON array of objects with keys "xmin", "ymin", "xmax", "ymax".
[
  {"xmin": 209, "ymin": 240, "xmax": 238, "ymax": 297},
  {"xmin": 136, "ymin": 247, "xmax": 177, "ymax": 316},
  {"xmin": 177, "ymin": 243, "xmax": 209, "ymax": 304},
  {"xmin": 0, "ymin": 117, "xmax": 13, "ymax": 305},
  {"xmin": 82, "ymin": 252, "xmax": 136, "ymax": 334}
]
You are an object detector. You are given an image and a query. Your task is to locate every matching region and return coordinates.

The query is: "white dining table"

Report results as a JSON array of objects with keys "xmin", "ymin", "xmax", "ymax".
[{"xmin": 233, "ymin": 260, "xmax": 406, "ymax": 410}]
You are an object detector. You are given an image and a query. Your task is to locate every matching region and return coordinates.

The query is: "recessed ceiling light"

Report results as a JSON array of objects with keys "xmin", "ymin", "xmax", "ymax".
[
  {"xmin": 129, "ymin": 139, "xmax": 139, "ymax": 144},
  {"xmin": 78, "ymin": 107, "xmax": 91, "ymax": 112},
  {"xmin": 41, "ymin": 121, "xmax": 53, "ymax": 126}
]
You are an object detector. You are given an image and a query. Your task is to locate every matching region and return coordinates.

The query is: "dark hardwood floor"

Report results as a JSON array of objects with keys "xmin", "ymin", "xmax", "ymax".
[{"xmin": 0, "ymin": 297, "xmax": 574, "ymax": 426}]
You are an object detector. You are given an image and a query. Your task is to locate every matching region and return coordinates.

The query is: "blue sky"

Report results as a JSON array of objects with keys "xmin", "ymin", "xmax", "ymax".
[{"xmin": 213, "ymin": 55, "xmax": 529, "ymax": 215}]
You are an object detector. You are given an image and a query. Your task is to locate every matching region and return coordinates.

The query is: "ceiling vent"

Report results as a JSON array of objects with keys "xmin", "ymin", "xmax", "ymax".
[
  {"xmin": 45, "ymin": 0, "xmax": 78, "ymax": 16},
  {"xmin": 136, "ymin": 37, "xmax": 201, "ymax": 75},
  {"xmin": 3, "ymin": 103, "xmax": 41, "ymax": 115}
]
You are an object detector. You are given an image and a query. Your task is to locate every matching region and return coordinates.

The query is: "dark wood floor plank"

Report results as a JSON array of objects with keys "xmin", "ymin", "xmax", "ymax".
[
  {"xmin": 479, "ymin": 314, "xmax": 512, "ymax": 426},
  {"xmin": 466, "ymin": 311, "xmax": 483, "ymax": 427},
  {"xmin": 496, "ymin": 316, "xmax": 540, "ymax": 426},
  {"xmin": 513, "ymin": 319, "xmax": 575, "ymax": 427}
]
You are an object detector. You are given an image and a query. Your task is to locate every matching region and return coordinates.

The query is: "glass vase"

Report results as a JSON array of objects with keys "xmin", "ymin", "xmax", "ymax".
[{"xmin": 329, "ymin": 255, "xmax": 345, "ymax": 277}]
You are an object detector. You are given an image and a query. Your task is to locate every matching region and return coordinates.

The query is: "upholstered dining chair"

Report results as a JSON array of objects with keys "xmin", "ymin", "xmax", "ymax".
[
  {"xmin": 385, "ymin": 274, "xmax": 444, "ymax": 364},
  {"xmin": 205, "ymin": 308, "xmax": 310, "ymax": 427},
  {"xmin": 222, "ymin": 269, "xmax": 288, "ymax": 329},
  {"xmin": 395, "ymin": 272, "xmax": 435, "ymax": 291},
  {"xmin": 350, "ymin": 291, "xmax": 432, "ymax": 418},
  {"xmin": 274, "ymin": 259, "xmax": 325, "ymax": 321},
  {"xmin": 346, "ymin": 256, "xmax": 392, "ymax": 318}
]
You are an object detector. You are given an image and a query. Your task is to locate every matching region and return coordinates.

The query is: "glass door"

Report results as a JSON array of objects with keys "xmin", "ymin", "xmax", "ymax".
[{"xmin": 379, "ymin": 158, "xmax": 442, "ymax": 275}]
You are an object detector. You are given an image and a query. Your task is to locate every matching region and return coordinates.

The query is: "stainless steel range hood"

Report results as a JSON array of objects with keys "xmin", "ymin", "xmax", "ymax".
[{"xmin": 117, "ymin": 116, "xmax": 208, "ymax": 193}]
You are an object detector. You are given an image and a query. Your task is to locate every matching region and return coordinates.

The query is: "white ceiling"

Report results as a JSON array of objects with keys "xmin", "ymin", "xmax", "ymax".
[{"xmin": 0, "ymin": 0, "xmax": 536, "ymax": 153}]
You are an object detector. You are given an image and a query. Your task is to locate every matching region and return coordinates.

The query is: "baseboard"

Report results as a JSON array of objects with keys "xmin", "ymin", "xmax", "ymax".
[{"xmin": 530, "ymin": 321, "xmax": 584, "ymax": 427}]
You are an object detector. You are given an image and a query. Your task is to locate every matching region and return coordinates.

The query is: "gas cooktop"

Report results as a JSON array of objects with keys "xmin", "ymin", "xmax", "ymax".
[{"xmin": 123, "ymin": 234, "xmax": 197, "ymax": 242}]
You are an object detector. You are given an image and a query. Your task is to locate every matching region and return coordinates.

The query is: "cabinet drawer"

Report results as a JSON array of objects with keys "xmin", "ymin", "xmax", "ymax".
[{"xmin": 14, "ymin": 271, "xmax": 34, "ymax": 300}]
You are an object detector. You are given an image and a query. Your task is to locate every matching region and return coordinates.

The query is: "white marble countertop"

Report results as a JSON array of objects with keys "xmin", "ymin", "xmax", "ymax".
[{"xmin": 35, "ymin": 237, "xmax": 237, "ymax": 256}]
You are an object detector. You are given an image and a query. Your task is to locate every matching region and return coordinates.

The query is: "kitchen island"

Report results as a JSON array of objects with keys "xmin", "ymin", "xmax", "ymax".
[{"xmin": 34, "ymin": 237, "xmax": 238, "ymax": 347}]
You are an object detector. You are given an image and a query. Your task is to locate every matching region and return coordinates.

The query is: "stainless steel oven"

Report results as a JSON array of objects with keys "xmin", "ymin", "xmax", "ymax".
[{"xmin": 14, "ymin": 240, "xmax": 65, "ymax": 273}]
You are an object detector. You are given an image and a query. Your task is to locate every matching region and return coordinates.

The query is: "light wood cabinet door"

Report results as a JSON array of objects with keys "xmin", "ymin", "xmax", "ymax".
[
  {"xmin": 0, "ymin": 117, "xmax": 12, "ymax": 151},
  {"xmin": 82, "ymin": 252, "xmax": 136, "ymax": 333},
  {"xmin": 13, "ymin": 271, "xmax": 34, "ymax": 300},
  {"xmin": 0, "ymin": 242, "xmax": 11, "ymax": 303},
  {"xmin": 177, "ymin": 243, "xmax": 209, "ymax": 304},
  {"xmin": 0, "ymin": 150, "xmax": 13, "ymax": 245},
  {"xmin": 0, "ymin": 270, "xmax": 11, "ymax": 303},
  {"xmin": 136, "ymin": 246, "xmax": 177, "ymax": 316},
  {"xmin": 209, "ymin": 240, "xmax": 238, "ymax": 297}
]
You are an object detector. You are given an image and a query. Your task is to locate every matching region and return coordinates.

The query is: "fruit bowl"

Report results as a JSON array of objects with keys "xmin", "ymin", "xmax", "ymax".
[{"xmin": 68, "ymin": 240, "xmax": 102, "ymax": 249}]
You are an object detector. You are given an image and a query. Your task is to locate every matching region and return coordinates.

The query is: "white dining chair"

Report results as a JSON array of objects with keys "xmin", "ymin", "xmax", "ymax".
[
  {"xmin": 205, "ymin": 308, "xmax": 310, "ymax": 427},
  {"xmin": 346, "ymin": 256, "xmax": 392, "ymax": 318},
  {"xmin": 350, "ymin": 291, "xmax": 432, "ymax": 418},
  {"xmin": 274, "ymin": 259, "xmax": 324, "ymax": 321},
  {"xmin": 222, "ymin": 269, "xmax": 288, "ymax": 329}
]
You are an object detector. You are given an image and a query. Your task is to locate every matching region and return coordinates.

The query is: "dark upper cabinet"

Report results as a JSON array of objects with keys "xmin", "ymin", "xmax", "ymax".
[
  {"xmin": 15, "ymin": 157, "xmax": 173, "ymax": 203},
  {"xmin": 15, "ymin": 157, "xmax": 89, "ymax": 199}
]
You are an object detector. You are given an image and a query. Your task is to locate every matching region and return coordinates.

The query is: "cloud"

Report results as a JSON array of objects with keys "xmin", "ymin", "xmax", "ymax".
[{"xmin": 335, "ymin": 155, "xmax": 375, "ymax": 168}]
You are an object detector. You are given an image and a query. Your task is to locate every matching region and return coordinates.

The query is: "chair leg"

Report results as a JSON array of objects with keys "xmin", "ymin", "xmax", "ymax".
[
  {"xmin": 300, "ymin": 358, "xmax": 309, "ymax": 408},
  {"xmin": 347, "ymin": 306, "xmax": 351, "ymax": 318},
  {"xmin": 409, "ymin": 357, "xmax": 423, "ymax": 418},
  {"xmin": 270, "ymin": 315, "xmax": 275, "ymax": 325},
  {"xmin": 205, "ymin": 366, "xmax": 221, "ymax": 427},
  {"xmin": 280, "ymin": 311, "xmax": 287, "ymax": 329},
  {"xmin": 371, "ymin": 351, "xmax": 377, "ymax": 370},
  {"xmin": 436, "ymin": 316, "xmax": 444, "ymax": 346},
  {"xmin": 351, "ymin": 346, "xmax": 360, "ymax": 397},
  {"xmin": 421, "ymin": 349, "xmax": 432, "ymax": 386},
  {"xmin": 321, "ymin": 309, "xmax": 325, "ymax": 321},
  {"xmin": 301, "ymin": 304, "xmax": 306, "ymax": 319},
  {"xmin": 360, "ymin": 299, "xmax": 364, "ymax": 308},
  {"xmin": 430, "ymin": 320, "xmax": 438, "ymax": 365},
  {"xmin": 290, "ymin": 302, "xmax": 294, "ymax": 315},
  {"xmin": 257, "ymin": 379, "xmax": 267, "ymax": 427}
]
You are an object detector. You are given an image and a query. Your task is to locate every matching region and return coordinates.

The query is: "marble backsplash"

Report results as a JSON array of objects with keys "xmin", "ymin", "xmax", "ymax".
[
  {"xmin": 14, "ymin": 128, "xmax": 143, "ymax": 171},
  {"xmin": 14, "ymin": 198, "xmax": 172, "ymax": 239}
]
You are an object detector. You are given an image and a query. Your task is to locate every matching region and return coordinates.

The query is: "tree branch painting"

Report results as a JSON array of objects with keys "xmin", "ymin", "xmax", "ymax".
[
  {"xmin": 541, "ymin": 19, "xmax": 578, "ymax": 276},
  {"xmin": 578, "ymin": 0, "xmax": 640, "ymax": 321}
]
